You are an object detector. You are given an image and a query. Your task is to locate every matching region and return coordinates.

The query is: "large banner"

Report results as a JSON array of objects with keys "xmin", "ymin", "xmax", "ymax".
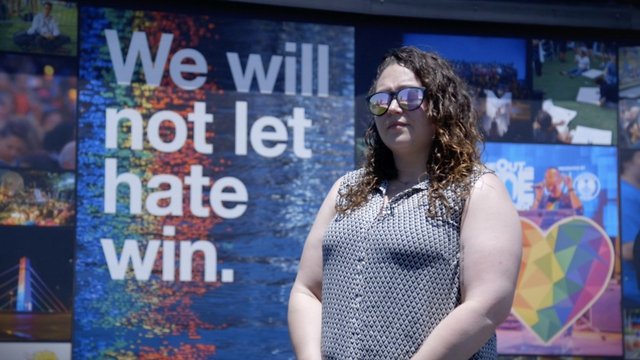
[
  {"xmin": 73, "ymin": 7, "xmax": 354, "ymax": 359},
  {"xmin": 486, "ymin": 143, "xmax": 621, "ymax": 356}
]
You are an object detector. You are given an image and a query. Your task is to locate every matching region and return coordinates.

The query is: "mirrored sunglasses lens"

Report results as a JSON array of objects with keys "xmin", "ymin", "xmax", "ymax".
[
  {"xmin": 397, "ymin": 88, "xmax": 424, "ymax": 110},
  {"xmin": 368, "ymin": 93, "xmax": 391, "ymax": 115}
]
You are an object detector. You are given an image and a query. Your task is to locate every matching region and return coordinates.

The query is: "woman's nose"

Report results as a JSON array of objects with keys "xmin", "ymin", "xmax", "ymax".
[{"xmin": 387, "ymin": 98, "xmax": 403, "ymax": 114}]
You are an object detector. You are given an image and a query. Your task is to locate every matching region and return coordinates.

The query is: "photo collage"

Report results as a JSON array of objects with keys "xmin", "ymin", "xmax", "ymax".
[
  {"xmin": 0, "ymin": 0, "xmax": 639, "ymax": 359},
  {"xmin": 0, "ymin": 1, "xmax": 77, "ymax": 359}
]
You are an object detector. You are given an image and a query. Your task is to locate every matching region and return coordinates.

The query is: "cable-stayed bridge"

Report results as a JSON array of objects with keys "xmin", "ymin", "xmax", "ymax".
[{"xmin": 0, "ymin": 257, "xmax": 69, "ymax": 313}]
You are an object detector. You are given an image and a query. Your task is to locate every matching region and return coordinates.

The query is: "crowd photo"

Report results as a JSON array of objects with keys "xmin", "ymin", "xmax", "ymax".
[{"xmin": 0, "ymin": 53, "xmax": 76, "ymax": 172}]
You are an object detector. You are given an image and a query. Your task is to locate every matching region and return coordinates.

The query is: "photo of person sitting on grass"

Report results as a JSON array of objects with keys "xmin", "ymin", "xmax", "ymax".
[{"xmin": 1, "ymin": 0, "xmax": 76, "ymax": 55}]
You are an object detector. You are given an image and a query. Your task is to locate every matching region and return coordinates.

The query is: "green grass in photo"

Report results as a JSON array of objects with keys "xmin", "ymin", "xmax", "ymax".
[{"xmin": 533, "ymin": 48, "xmax": 617, "ymax": 143}]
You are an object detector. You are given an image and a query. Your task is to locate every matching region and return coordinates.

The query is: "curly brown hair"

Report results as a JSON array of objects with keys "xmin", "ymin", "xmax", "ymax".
[{"xmin": 338, "ymin": 46, "xmax": 484, "ymax": 217}]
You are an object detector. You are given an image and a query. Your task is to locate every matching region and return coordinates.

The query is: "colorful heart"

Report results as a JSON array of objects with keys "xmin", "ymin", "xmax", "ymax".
[{"xmin": 512, "ymin": 216, "xmax": 614, "ymax": 344}]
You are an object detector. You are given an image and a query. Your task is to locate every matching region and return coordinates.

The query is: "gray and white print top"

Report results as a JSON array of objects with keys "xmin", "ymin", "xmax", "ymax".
[{"xmin": 321, "ymin": 168, "xmax": 496, "ymax": 359}]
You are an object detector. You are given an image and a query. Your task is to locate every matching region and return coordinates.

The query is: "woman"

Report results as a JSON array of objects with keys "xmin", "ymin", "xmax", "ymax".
[{"xmin": 288, "ymin": 46, "xmax": 521, "ymax": 359}]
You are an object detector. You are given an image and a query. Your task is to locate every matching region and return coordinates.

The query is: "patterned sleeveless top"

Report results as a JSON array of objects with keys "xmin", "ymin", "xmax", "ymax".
[{"xmin": 321, "ymin": 168, "xmax": 496, "ymax": 359}]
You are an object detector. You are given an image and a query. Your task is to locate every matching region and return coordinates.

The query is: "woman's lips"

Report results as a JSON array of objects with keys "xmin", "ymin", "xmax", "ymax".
[{"xmin": 388, "ymin": 121, "xmax": 408, "ymax": 129}]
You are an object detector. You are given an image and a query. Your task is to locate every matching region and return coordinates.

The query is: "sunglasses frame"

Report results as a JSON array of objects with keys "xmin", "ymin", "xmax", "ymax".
[{"xmin": 366, "ymin": 86, "xmax": 426, "ymax": 116}]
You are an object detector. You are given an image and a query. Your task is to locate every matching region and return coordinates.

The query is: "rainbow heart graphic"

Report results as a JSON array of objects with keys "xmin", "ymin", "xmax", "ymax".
[{"xmin": 512, "ymin": 216, "xmax": 614, "ymax": 344}]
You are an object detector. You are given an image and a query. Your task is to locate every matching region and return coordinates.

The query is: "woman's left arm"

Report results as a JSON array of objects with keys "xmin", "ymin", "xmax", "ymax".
[{"xmin": 411, "ymin": 173, "xmax": 522, "ymax": 360}]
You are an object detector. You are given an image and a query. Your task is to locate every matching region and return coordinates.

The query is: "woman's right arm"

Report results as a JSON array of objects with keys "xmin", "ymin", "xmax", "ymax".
[{"xmin": 288, "ymin": 179, "xmax": 341, "ymax": 360}]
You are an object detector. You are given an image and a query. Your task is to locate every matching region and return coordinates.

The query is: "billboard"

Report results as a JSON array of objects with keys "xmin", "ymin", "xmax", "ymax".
[{"xmin": 72, "ymin": 6, "xmax": 354, "ymax": 359}]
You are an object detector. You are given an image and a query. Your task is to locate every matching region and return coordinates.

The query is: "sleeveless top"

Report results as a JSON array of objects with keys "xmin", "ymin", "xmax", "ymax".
[{"xmin": 321, "ymin": 168, "xmax": 496, "ymax": 359}]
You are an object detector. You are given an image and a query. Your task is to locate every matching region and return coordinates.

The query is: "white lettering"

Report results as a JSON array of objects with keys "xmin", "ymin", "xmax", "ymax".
[
  {"xmin": 105, "ymin": 29, "xmax": 207, "ymax": 90},
  {"xmin": 179, "ymin": 240, "xmax": 217, "ymax": 282},
  {"xmin": 226, "ymin": 52, "xmax": 282, "ymax": 94},
  {"xmin": 105, "ymin": 30, "xmax": 172, "ymax": 87},
  {"xmin": 101, "ymin": 239, "xmax": 160, "ymax": 280},
  {"xmin": 102, "ymin": 238, "xmax": 222, "ymax": 283},
  {"xmin": 103, "ymin": 158, "xmax": 247, "ymax": 218},
  {"xmin": 210, "ymin": 177, "xmax": 248, "ymax": 219},
  {"xmin": 226, "ymin": 43, "xmax": 329, "ymax": 96},
  {"xmin": 234, "ymin": 101, "xmax": 312, "ymax": 158},
  {"xmin": 105, "ymin": 108, "xmax": 144, "ymax": 150},
  {"xmin": 104, "ymin": 158, "xmax": 142, "ymax": 214},
  {"xmin": 169, "ymin": 48, "xmax": 207, "ymax": 90}
]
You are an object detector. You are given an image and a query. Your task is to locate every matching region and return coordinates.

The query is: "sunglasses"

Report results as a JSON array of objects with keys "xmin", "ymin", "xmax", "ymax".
[{"xmin": 366, "ymin": 87, "xmax": 426, "ymax": 116}]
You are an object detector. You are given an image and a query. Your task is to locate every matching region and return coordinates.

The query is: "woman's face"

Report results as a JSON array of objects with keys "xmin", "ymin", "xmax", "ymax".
[
  {"xmin": 373, "ymin": 63, "xmax": 435, "ymax": 157},
  {"xmin": 0, "ymin": 135, "xmax": 27, "ymax": 164}
]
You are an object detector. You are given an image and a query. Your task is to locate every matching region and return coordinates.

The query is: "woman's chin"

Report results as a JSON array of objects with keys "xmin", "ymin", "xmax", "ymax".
[{"xmin": 384, "ymin": 139, "xmax": 428, "ymax": 154}]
